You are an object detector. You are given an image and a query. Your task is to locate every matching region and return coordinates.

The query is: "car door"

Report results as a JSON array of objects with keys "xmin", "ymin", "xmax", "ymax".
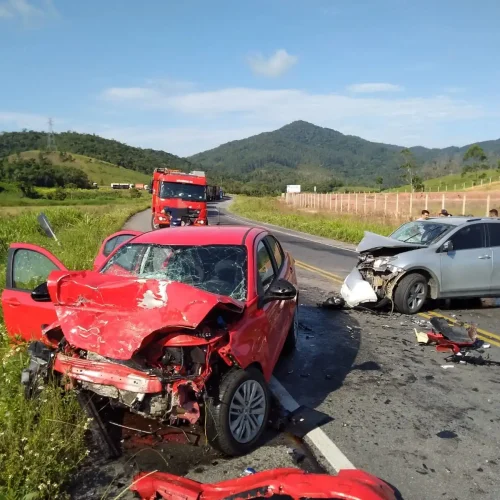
[
  {"xmin": 93, "ymin": 230, "xmax": 142, "ymax": 270},
  {"xmin": 1, "ymin": 243, "xmax": 67, "ymax": 341},
  {"xmin": 264, "ymin": 235, "xmax": 296, "ymax": 351},
  {"xmin": 440, "ymin": 223, "xmax": 492, "ymax": 295},
  {"xmin": 486, "ymin": 222, "xmax": 500, "ymax": 291}
]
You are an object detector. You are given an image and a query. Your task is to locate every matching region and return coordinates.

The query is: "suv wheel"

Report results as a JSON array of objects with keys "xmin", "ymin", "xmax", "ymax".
[
  {"xmin": 394, "ymin": 273, "xmax": 428, "ymax": 314},
  {"xmin": 205, "ymin": 367, "xmax": 270, "ymax": 456}
]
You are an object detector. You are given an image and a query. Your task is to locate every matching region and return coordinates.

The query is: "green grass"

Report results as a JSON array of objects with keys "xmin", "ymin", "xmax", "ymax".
[
  {"xmin": 0, "ymin": 183, "xmax": 149, "ymax": 207},
  {"xmin": 9, "ymin": 151, "xmax": 151, "ymax": 185},
  {"xmin": 386, "ymin": 169, "xmax": 500, "ymax": 193},
  {"xmin": 0, "ymin": 202, "xmax": 148, "ymax": 498},
  {"xmin": 229, "ymin": 196, "xmax": 396, "ymax": 244}
]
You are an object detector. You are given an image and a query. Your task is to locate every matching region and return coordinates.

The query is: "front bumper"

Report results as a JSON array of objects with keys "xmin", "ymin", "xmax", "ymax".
[
  {"xmin": 340, "ymin": 268, "xmax": 378, "ymax": 308},
  {"xmin": 53, "ymin": 353, "xmax": 162, "ymax": 393}
]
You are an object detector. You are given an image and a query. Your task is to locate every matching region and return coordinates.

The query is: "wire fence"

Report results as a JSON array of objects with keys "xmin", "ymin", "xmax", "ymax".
[{"xmin": 285, "ymin": 191, "xmax": 500, "ymax": 222}]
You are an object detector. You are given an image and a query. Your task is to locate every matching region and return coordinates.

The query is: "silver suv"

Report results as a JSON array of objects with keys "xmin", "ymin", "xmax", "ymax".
[{"xmin": 341, "ymin": 217, "xmax": 500, "ymax": 314}]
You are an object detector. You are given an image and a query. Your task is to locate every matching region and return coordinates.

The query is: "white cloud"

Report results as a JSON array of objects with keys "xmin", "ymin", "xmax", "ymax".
[
  {"xmin": 0, "ymin": 0, "xmax": 58, "ymax": 22},
  {"xmin": 247, "ymin": 49, "xmax": 298, "ymax": 78},
  {"xmin": 445, "ymin": 87, "xmax": 466, "ymax": 94},
  {"xmin": 347, "ymin": 83, "xmax": 403, "ymax": 93},
  {"xmin": 0, "ymin": 111, "xmax": 51, "ymax": 130}
]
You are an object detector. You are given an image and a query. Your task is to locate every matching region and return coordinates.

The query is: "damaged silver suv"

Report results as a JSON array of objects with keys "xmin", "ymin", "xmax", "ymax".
[{"xmin": 341, "ymin": 217, "xmax": 500, "ymax": 314}]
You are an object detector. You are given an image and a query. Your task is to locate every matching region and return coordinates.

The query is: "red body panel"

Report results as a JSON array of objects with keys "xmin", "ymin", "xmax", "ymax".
[
  {"xmin": 130, "ymin": 468, "xmax": 396, "ymax": 500},
  {"xmin": 45, "ymin": 270, "xmax": 244, "ymax": 359},
  {"xmin": 1, "ymin": 243, "xmax": 67, "ymax": 341}
]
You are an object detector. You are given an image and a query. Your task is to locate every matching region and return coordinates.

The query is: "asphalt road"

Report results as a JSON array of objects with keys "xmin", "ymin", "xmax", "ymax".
[{"xmin": 116, "ymin": 202, "xmax": 500, "ymax": 500}]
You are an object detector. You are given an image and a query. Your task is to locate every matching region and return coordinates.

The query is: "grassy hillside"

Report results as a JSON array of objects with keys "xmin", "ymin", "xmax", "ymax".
[
  {"xmin": 8, "ymin": 151, "xmax": 150, "ymax": 185},
  {"xmin": 387, "ymin": 168, "xmax": 500, "ymax": 192},
  {"xmin": 0, "ymin": 130, "xmax": 193, "ymax": 176}
]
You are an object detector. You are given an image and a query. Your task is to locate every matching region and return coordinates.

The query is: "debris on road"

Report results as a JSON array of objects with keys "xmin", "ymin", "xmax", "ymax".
[
  {"xmin": 444, "ymin": 352, "xmax": 500, "ymax": 367},
  {"xmin": 441, "ymin": 365, "xmax": 455, "ymax": 369},
  {"xmin": 317, "ymin": 293, "xmax": 345, "ymax": 309}
]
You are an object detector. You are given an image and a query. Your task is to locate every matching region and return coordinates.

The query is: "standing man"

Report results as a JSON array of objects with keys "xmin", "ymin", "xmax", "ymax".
[
  {"xmin": 418, "ymin": 209, "xmax": 430, "ymax": 220},
  {"xmin": 489, "ymin": 208, "xmax": 498, "ymax": 217}
]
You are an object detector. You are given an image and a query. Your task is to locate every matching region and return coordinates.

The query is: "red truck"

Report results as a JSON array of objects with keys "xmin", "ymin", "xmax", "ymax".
[{"xmin": 150, "ymin": 168, "xmax": 208, "ymax": 229}]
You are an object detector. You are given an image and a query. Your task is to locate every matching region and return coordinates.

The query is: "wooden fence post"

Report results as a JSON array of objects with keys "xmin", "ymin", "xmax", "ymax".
[
  {"xmin": 384, "ymin": 194, "xmax": 388, "ymax": 215},
  {"xmin": 442, "ymin": 193, "xmax": 445, "ymax": 209},
  {"xmin": 364, "ymin": 193, "xmax": 367, "ymax": 214},
  {"xmin": 396, "ymin": 193, "xmax": 399, "ymax": 216},
  {"xmin": 425, "ymin": 193, "xmax": 429, "ymax": 210},
  {"xmin": 486, "ymin": 195, "xmax": 491, "ymax": 216},
  {"xmin": 462, "ymin": 195, "xmax": 466, "ymax": 215},
  {"xmin": 341, "ymin": 193, "xmax": 343, "ymax": 212},
  {"xmin": 374, "ymin": 193, "xmax": 377, "ymax": 212},
  {"xmin": 409, "ymin": 192, "xmax": 413, "ymax": 218},
  {"xmin": 355, "ymin": 193, "xmax": 358, "ymax": 213},
  {"xmin": 334, "ymin": 194, "xmax": 337, "ymax": 212},
  {"xmin": 348, "ymin": 193, "xmax": 351, "ymax": 212}
]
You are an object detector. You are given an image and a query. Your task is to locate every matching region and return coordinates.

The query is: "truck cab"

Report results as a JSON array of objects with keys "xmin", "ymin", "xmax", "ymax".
[{"xmin": 150, "ymin": 169, "xmax": 208, "ymax": 229}]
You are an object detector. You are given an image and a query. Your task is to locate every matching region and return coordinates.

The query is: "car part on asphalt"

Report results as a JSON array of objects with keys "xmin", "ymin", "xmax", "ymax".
[
  {"xmin": 130, "ymin": 467, "xmax": 397, "ymax": 500},
  {"xmin": 341, "ymin": 217, "xmax": 500, "ymax": 314},
  {"xmin": 444, "ymin": 352, "xmax": 500, "ymax": 366},
  {"xmin": 2, "ymin": 226, "xmax": 298, "ymax": 456}
]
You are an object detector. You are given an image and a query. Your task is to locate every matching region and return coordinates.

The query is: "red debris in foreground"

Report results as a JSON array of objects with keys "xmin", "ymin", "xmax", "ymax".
[{"xmin": 130, "ymin": 467, "xmax": 397, "ymax": 500}]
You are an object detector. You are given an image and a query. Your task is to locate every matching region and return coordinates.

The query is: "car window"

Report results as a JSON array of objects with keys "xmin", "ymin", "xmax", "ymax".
[
  {"xmin": 391, "ymin": 221, "xmax": 453, "ymax": 246},
  {"xmin": 449, "ymin": 224, "xmax": 485, "ymax": 251},
  {"xmin": 13, "ymin": 249, "xmax": 59, "ymax": 290},
  {"xmin": 265, "ymin": 235, "xmax": 284, "ymax": 271},
  {"xmin": 487, "ymin": 223, "xmax": 500, "ymax": 247},
  {"xmin": 103, "ymin": 234, "xmax": 136, "ymax": 257},
  {"xmin": 102, "ymin": 244, "xmax": 247, "ymax": 301},
  {"xmin": 257, "ymin": 241, "xmax": 275, "ymax": 290}
]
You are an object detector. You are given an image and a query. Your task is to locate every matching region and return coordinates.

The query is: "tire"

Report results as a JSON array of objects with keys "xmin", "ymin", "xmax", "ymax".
[
  {"xmin": 77, "ymin": 391, "xmax": 121, "ymax": 459},
  {"xmin": 363, "ymin": 297, "xmax": 390, "ymax": 311},
  {"xmin": 393, "ymin": 273, "xmax": 428, "ymax": 315},
  {"xmin": 205, "ymin": 367, "xmax": 270, "ymax": 456},
  {"xmin": 151, "ymin": 214, "xmax": 160, "ymax": 230},
  {"xmin": 282, "ymin": 303, "xmax": 299, "ymax": 355}
]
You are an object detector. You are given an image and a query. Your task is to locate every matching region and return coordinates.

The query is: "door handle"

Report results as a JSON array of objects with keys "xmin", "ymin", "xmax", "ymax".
[
  {"xmin": 478, "ymin": 255, "xmax": 491, "ymax": 259},
  {"xmin": 6, "ymin": 298, "xmax": 21, "ymax": 306}
]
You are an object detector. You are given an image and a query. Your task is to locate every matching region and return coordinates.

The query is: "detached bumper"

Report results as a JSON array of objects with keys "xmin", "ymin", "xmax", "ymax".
[
  {"xmin": 340, "ymin": 268, "xmax": 378, "ymax": 308},
  {"xmin": 53, "ymin": 353, "xmax": 162, "ymax": 393}
]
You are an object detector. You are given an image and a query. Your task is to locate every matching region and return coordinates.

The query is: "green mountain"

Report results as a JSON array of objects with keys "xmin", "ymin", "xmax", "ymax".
[
  {"xmin": 0, "ymin": 131, "xmax": 193, "ymax": 176},
  {"xmin": 189, "ymin": 120, "xmax": 500, "ymax": 190}
]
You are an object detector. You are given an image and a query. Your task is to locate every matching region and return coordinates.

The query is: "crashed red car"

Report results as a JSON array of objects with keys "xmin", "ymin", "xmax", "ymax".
[
  {"xmin": 130, "ymin": 468, "xmax": 397, "ymax": 500},
  {"xmin": 1, "ymin": 226, "xmax": 298, "ymax": 456}
]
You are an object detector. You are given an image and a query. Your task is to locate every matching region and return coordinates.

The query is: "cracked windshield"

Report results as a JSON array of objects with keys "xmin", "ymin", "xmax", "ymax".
[
  {"xmin": 2, "ymin": 1, "xmax": 500, "ymax": 499},
  {"xmin": 101, "ymin": 243, "xmax": 247, "ymax": 301}
]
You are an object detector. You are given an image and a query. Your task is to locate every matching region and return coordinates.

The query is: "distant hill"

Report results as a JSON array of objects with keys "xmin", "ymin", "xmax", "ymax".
[
  {"xmin": 190, "ymin": 121, "xmax": 500, "ymax": 190},
  {"xmin": 7, "ymin": 151, "xmax": 151, "ymax": 185},
  {"xmin": 0, "ymin": 131, "xmax": 193, "ymax": 176}
]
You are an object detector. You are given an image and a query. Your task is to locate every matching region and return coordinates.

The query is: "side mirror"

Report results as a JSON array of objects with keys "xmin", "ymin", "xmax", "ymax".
[
  {"xmin": 262, "ymin": 278, "xmax": 297, "ymax": 305},
  {"xmin": 31, "ymin": 282, "xmax": 51, "ymax": 302},
  {"xmin": 442, "ymin": 240, "xmax": 453, "ymax": 253}
]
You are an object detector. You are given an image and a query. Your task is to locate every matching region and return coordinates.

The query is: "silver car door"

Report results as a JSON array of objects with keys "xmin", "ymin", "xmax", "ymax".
[
  {"xmin": 487, "ymin": 222, "xmax": 500, "ymax": 291},
  {"xmin": 440, "ymin": 223, "xmax": 492, "ymax": 295}
]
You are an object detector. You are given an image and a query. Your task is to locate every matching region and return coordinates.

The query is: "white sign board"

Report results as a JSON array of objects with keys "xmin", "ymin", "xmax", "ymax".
[{"xmin": 286, "ymin": 185, "xmax": 301, "ymax": 193}]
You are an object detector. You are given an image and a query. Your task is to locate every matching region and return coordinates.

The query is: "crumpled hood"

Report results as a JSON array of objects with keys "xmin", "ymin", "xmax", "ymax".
[
  {"xmin": 46, "ymin": 271, "xmax": 244, "ymax": 360},
  {"xmin": 356, "ymin": 231, "xmax": 424, "ymax": 253}
]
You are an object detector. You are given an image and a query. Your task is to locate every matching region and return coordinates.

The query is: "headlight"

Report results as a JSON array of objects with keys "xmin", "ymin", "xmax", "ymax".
[{"xmin": 373, "ymin": 256, "xmax": 397, "ymax": 271}]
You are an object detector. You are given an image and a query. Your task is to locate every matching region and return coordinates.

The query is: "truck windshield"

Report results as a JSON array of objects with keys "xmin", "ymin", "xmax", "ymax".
[
  {"xmin": 391, "ymin": 221, "xmax": 453, "ymax": 245},
  {"xmin": 160, "ymin": 182, "xmax": 206, "ymax": 201}
]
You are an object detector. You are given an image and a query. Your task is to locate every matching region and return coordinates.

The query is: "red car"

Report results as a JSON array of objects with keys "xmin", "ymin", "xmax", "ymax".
[{"xmin": 1, "ymin": 226, "xmax": 298, "ymax": 456}]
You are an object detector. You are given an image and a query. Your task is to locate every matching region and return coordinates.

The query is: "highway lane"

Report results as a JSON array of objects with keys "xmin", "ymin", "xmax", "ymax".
[{"xmin": 124, "ymin": 204, "xmax": 500, "ymax": 500}]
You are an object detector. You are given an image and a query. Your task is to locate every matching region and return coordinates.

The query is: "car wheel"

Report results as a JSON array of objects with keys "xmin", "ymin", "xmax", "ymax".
[
  {"xmin": 151, "ymin": 215, "xmax": 160, "ymax": 230},
  {"xmin": 205, "ymin": 367, "xmax": 270, "ymax": 456},
  {"xmin": 363, "ymin": 297, "xmax": 390, "ymax": 311},
  {"xmin": 394, "ymin": 273, "xmax": 428, "ymax": 314},
  {"xmin": 282, "ymin": 303, "xmax": 299, "ymax": 355}
]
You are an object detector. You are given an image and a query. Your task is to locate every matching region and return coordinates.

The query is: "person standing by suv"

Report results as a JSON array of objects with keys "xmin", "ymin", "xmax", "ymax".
[{"xmin": 489, "ymin": 209, "xmax": 498, "ymax": 217}]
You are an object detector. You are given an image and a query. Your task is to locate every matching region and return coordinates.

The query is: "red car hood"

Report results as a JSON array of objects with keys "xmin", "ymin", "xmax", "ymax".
[{"xmin": 46, "ymin": 271, "xmax": 244, "ymax": 360}]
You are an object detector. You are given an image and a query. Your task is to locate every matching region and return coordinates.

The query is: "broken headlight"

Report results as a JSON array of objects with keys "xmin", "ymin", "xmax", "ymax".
[{"xmin": 373, "ymin": 256, "xmax": 397, "ymax": 272}]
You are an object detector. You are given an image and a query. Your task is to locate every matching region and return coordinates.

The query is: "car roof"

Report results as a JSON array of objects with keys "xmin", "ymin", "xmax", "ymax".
[
  {"xmin": 424, "ymin": 216, "xmax": 500, "ymax": 226},
  {"xmin": 132, "ymin": 225, "xmax": 265, "ymax": 246}
]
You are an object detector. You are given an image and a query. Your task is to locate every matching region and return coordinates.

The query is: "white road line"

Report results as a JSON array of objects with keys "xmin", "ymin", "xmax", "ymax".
[
  {"xmin": 269, "ymin": 376, "xmax": 356, "ymax": 472},
  {"xmin": 223, "ymin": 214, "xmax": 357, "ymax": 254}
]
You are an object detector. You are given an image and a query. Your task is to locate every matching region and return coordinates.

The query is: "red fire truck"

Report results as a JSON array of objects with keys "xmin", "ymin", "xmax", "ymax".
[{"xmin": 150, "ymin": 169, "xmax": 208, "ymax": 229}]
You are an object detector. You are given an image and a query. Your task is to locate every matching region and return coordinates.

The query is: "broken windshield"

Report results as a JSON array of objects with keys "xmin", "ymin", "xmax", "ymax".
[
  {"xmin": 390, "ymin": 221, "xmax": 453, "ymax": 246},
  {"xmin": 100, "ymin": 244, "xmax": 247, "ymax": 301},
  {"xmin": 160, "ymin": 182, "xmax": 206, "ymax": 201}
]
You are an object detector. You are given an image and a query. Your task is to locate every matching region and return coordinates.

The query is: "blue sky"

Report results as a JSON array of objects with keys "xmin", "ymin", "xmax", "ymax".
[{"xmin": 1, "ymin": 0, "xmax": 499, "ymax": 156}]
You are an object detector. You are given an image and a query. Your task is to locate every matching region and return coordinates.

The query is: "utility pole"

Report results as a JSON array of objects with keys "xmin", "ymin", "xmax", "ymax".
[{"xmin": 47, "ymin": 118, "xmax": 57, "ymax": 152}]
